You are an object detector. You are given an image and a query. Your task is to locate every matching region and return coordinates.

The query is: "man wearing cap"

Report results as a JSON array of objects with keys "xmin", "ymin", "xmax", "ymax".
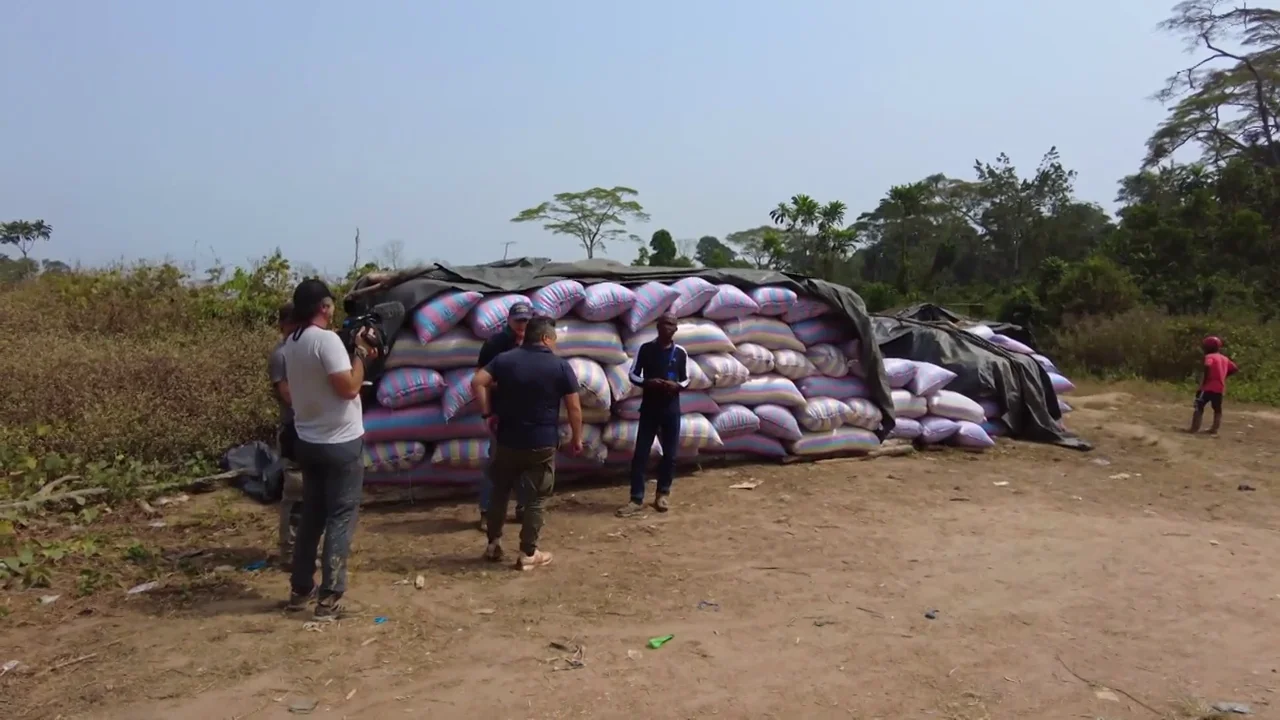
[
  {"xmin": 474, "ymin": 302, "xmax": 534, "ymax": 530},
  {"xmin": 619, "ymin": 313, "xmax": 689, "ymax": 517}
]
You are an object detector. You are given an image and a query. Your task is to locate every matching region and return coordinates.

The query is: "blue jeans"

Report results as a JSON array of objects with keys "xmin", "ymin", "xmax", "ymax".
[{"xmin": 629, "ymin": 409, "xmax": 681, "ymax": 504}]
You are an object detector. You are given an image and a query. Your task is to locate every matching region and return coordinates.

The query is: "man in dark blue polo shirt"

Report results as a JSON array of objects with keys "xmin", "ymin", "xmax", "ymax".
[
  {"xmin": 619, "ymin": 313, "xmax": 689, "ymax": 517},
  {"xmin": 475, "ymin": 302, "xmax": 533, "ymax": 531},
  {"xmin": 471, "ymin": 316, "xmax": 583, "ymax": 571}
]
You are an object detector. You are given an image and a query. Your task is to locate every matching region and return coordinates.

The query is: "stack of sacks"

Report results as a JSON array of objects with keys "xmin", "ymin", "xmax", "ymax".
[{"xmin": 963, "ymin": 324, "xmax": 1076, "ymax": 428}]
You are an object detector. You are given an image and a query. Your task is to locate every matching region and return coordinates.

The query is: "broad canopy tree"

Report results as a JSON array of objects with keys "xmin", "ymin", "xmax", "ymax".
[{"xmin": 511, "ymin": 186, "xmax": 650, "ymax": 259}]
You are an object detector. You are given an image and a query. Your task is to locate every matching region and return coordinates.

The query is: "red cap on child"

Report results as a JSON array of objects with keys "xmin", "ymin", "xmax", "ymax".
[{"xmin": 1202, "ymin": 335, "xmax": 1223, "ymax": 352}]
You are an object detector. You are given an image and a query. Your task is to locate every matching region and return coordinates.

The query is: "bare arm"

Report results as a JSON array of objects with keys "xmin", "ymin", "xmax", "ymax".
[
  {"xmin": 327, "ymin": 354, "xmax": 367, "ymax": 400},
  {"xmin": 276, "ymin": 380, "xmax": 293, "ymax": 407},
  {"xmin": 563, "ymin": 392, "xmax": 583, "ymax": 445},
  {"xmin": 472, "ymin": 367, "xmax": 496, "ymax": 416},
  {"xmin": 318, "ymin": 330, "xmax": 371, "ymax": 400}
]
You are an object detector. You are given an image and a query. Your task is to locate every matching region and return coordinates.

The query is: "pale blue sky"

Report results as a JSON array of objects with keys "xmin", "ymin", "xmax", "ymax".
[{"xmin": 3, "ymin": 1, "xmax": 1187, "ymax": 274}]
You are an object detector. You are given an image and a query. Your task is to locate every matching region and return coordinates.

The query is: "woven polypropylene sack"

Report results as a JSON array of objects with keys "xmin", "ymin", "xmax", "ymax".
[
  {"xmin": 797, "ymin": 375, "xmax": 870, "ymax": 400},
  {"xmin": 963, "ymin": 324, "xmax": 995, "ymax": 340},
  {"xmin": 926, "ymin": 390, "xmax": 985, "ymax": 424},
  {"xmin": 781, "ymin": 298, "xmax": 831, "ymax": 323},
  {"xmin": 845, "ymin": 398, "xmax": 883, "ymax": 431},
  {"xmin": 989, "ymin": 333, "xmax": 1035, "ymax": 355},
  {"xmin": 749, "ymin": 286, "xmax": 798, "ymax": 316},
  {"xmin": 441, "ymin": 368, "xmax": 479, "ymax": 421},
  {"xmin": 623, "ymin": 281, "xmax": 680, "ymax": 333},
  {"xmin": 385, "ymin": 328, "xmax": 482, "ymax": 371},
  {"xmin": 431, "ymin": 438, "xmax": 490, "ymax": 468},
  {"xmin": 668, "ymin": 277, "xmax": 719, "ymax": 317},
  {"xmin": 364, "ymin": 465, "xmax": 484, "ymax": 487},
  {"xmin": 791, "ymin": 317, "xmax": 851, "ymax": 347},
  {"xmin": 577, "ymin": 282, "xmax": 636, "ymax": 322},
  {"xmin": 1048, "ymin": 372, "xmax": 1075, "ymax": 394},
  {"xmin": 701, "ymin": 284, "xmax": 759, "ymax": 320},
  {"xmin": 1059, "ymin": 398, "xmax": 1072, "ymax": 413},
  {"xmin": 530, "ymin": 280, "xmax": 587, "ymax": 319},
  {"xmin": 805, "ymin": 343, "xmax": 850, "ymax": 377},
  {"xmin": 1032, "ymin": 353, "xmax": 1059, "ymax": 373},
  {"xmin": 710, "ymin": 404, "xmax": 760, "ymax": 439},
  {"xmin": 623, "ymin": 318, "xmax": 735, "ymax": 356},
  {"xmin": 567, "ymin": 357, "xmax": 611, "ymax": 410},
  {"xmin": 560, "ymin": 404, "xmax": 612, "ymax": 424},
  {"xmin": 614, "ymin": 392, "xmax": 721, "ymax": 419},
  {"xmin": 733, "ymin": 343, "xmax": 775, "ymax": 374},
  {"xmin": 890, "ymin": 417, "xmax": 922, "ymax": 440},
  {"xmin": 685, "ymin": 356, "xmax": 713, "ymax": 390},
  {"xmin": 557, "ymin": 423, "xmax": 607, "ymax": 462},
  {"xmin": 711, "ymin": 374, "xmax": 806, "ymax": 408},
  {"xmin": 907, "ymin": 361, "xmax": 957, "ymax": 397},
  {"xmin": 675, "ymin": 413, "xmax": 724, "ymax": 450},
  {"xmin": 978, "ymin": 399, "xmax": 1002, "ymax": 419},
  {"xmin": 363, "ymin": 404, "xmax": 488, "ymax": 443},
  {"xmin": 601, "ymin": 420, "xmax": 664, "ymax": 454},
  {"xmin": 788, "ymin": 427, "xmax": 880, "ymax": 455},
  {"xmin": 363, "ymin": 441, "xmax": 427, "ymax": 472},
  {"xmin": 605, "ymin": 362, "xmax": 640, "ymax": 403},
  {"xmin": 882, "ymin": 358, "xmax": 917, "ymax": 389},
  {"xmin": 468, "ymin": 294, "xmax": 531, "ymax": 340},
  {"xmin": 703, "ymin": 433, "xmax": 787, "ymax": 458},
  {"xmin": 695, "ymin": 353, "xmax": 750, "ymax": 388},
  {"xmin": 919, "ymin": 415, "xmax": 960, "ymax": 444},
  {"xmin": 413, "ymin": 290, "xmax": 484, "ymax": 344},
  {"xmin": 376, "ymin": 367, "xmax": 447, "ymax": 408},
  {"xmin": 554, "ymin": 318, "xmax": 627, "ymax": 364},
  {"xmin": 891, "ymin": 389, "xmax": 928, "ymax": 419},
  {"xmin": 951, "ymin": 421, "xmax": 995, "ymax": 450},
  {"xmin": 772, "ymin": 349, "xmax": 819, "ymax": 380},
  {"xmin": 754, "ymin": 403, "xmax": 804, "ymax": 441},
  {"xmin": 720, "ymin": 316, "xmax": 805, "ymax": 352},
  {"xmin": 795, "ymin": 397, "xmax": 852, "ymax": 432}
]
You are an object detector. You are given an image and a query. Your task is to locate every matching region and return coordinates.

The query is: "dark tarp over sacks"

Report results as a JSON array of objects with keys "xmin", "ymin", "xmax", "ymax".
[
  {"xmin": 347, "ymin": 258, "xmax": 895, "ymax": 438},
  {"xmin": 890, "ymin": 302, "xmax": 1038, "ymax": 349}
]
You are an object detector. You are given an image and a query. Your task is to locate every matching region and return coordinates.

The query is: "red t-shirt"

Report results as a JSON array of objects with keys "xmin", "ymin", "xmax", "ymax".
[{"xmin": 1201, "ymin": 353, "xmax": 1238, "ymax": 394}]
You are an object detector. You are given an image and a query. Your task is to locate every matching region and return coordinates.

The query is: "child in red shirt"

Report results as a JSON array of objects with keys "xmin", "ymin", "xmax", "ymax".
[{"xmin": 1190, "ymin": 335, "xmax": 1239, "ymax": 434}]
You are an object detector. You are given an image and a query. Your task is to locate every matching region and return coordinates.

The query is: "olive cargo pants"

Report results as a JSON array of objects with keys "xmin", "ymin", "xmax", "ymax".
[{"xmin": 485, "ymin": 445, "xmax": 556, "ymax": 556}]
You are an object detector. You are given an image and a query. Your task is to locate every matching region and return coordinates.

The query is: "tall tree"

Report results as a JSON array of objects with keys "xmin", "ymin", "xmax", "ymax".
[
  {"xmin": 694, "ymin": 235, "xmax": 741, "ymax": 268},
  {"xmin": 768, "ymin": 195, "xmax": 856, "ymax": 278},
  {"xmin": 726, "ymin": 226, "xmax": 789, "ymax": 269},
  {"xmin": 0, "ymin": 220, "xmax": 53, "ymax": 260},
  {"xmin": 511, "ymin": 186, "xmax": 650, "ymax": 259},
  {"xmin": 648, "ymin": 229, "xmax": 679, "ymax": 266}
]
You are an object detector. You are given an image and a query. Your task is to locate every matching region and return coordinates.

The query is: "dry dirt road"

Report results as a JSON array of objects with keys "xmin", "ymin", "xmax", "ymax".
[{"xmin": 3, "ymin": 389, "xmax": 1279, "ymax": 719}]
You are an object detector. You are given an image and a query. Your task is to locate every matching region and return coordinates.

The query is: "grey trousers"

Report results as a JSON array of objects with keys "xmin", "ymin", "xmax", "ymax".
[
  {"xmin": 277, "ymin": 463, "xmax": 304, "ymax": 559},
  {"xmin": 290, "ymin": 437, "xmax": 365, "ymax": 599}
]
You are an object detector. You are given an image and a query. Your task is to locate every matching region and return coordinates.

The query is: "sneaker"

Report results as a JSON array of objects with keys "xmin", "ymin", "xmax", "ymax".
[
  {"xmin": 516, "ymin": 550, "xmax": 553, "ymax": 571},
  {"xmin": 616, "ymin": 501, "xmax": 644, "ymax": 518},
  {"xmin": 283, "ymin": 587, "xmax": 317, "ymax": 612},
  {"xmin": 313, "ymin": 596, "xmax": 365, "ymax": 622},
  {"xmin": 654, "ymin": 494, "xmax": 670, "ymax": 513},
  {"xmin": 483, "ymin": 541, "xmax": 504, "ymax": 562}
]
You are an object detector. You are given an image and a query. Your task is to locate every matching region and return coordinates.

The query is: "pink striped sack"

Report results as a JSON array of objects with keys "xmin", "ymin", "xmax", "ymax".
[
  {"xmin": 805, "ymin": 343, "xmax": 850, "ymax": 377},
  {"xmin": 577, "ymin": 282, "xmax": 636, "ymax": 321},
  {"xmin": 364, "ymin": 465, "xmax": 484, "ymax": 487},
  {"xmin": 614, "ymin": 392, "xmax": 721, "ymax": 419},
  {"xmin": 376, "ymin": 367, "xmax": 447, "ymax": 408},
  {"xmin": 844, "ymin": 397, "xmax": 883, "ymax": 431},
  {"xmin": 441, "ymin": 368, "xmax": 479, "ymax": 420},
  {"xmin": 797, "ymin": 375, "xmax": 870, "ymax": 400},
  {"xmin": 788, "ymin": 427, "xmax": 880, "ymax": 455},
  {"xmin": 554, "ymin": 319, "xmax": 627, "ymax": 364},
  {"xmin": 711, "ymin": 375, "xmax": 806, "ymax": 408},
  {"xmin": 733, "ymin": 343, "xmax": 775, "ymax": 374},
  {"xmin": 605, "ymin": 362, "xmax": 640, "ymax": 402},
  {"xmin": 695, "ymin": 353, "xmax": 750, "ymax": 388},
  {"xmin": 384, "ymin": 328, "xmax": 482, "ymax": 371},
  {"xmin": 623, "ymin": 282, "xmax": 681, "ymax": 333},
  {"xmin": 413, "ymin": 290, "xmax": 484, "ymax": 344},
  {"xmin": 795, "ymin": 397, "xmax": 853, "ymax": 432},
  {"xmin": 431, "ymin": 438, "xmax": 490, "ymax": 468},
  {"xmin": 567, "ymin": 357, "xmax": 612, "ymax": 410},
  {"xmin": 668, "ymin": 277, "xmax": 719, "ymax": 317},
  {"xmin": 791, "ymin": 317, "xmax": 851, "ymax": 347},
  {"xmin": 685, "ymin": 356, "xmax": 714, "ymax": 391},
  {"xmin": 701, "ymin": 284, "xmax": 759, "ymax": 320},
  {"xmin": 602, "ymin": 420, "xmax": 663, "ymax": 454},
  {"xmin": 753, "ymin": 403, "xmax": 804, "ymax": 441},
  {"xmin": 530, "ymin": 280, "xmax": 587, "ymax": 319},
  {"xmin": 781, "ymin": 298, "xmax": 831, "ymax": 323},
  {"xmin": 710, "ymin": 404, "xmax": 761, "ymax": 439},
  {"xmin": 363, "ymin": 441, "xmax": 428, "ymax": 472},
  {"xmin": 624, "ymin": 318, "xmax": 735, "ymax": 356},
  {"xmin": 468, "ymin": 294, "xmax": 532, "ymax": 339},
  {"xmin": 890, "ymin": 417, "xmax": 922, "ymax": 440},
  {"xmin": 363, "ymin": 404, "xmax": 488, "ymax": 443},
  {"xmin": 558, "ymin": 423, "xmax": 607, "ymax": 462},
  {"xmin": 989, "ymin": 333, "xmax": 1035, "ymax": 355},
  {"xmin": 704, "ymin": 432, "xmax": 787, "ymax": 458},
  {"xmin": 772, "ymin": 349, "xmax": 819, "ymax": 380},
  {"xmin": 719, "ymin": 316, "xmax": 805, "ymax": 352},
  {"xmin": 749, "ymin": 286, "xmax": 798, "ymax": 316}
]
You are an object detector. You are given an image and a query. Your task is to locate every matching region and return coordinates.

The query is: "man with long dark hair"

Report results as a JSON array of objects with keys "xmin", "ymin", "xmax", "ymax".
[{"xmin": 279, "ymin": 279, "xmax": 378, "ymax": 620}]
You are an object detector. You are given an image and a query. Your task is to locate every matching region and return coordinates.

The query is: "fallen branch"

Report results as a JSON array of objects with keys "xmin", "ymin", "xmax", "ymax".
[
  {"xmin": 0, "ymin": 470, "xmax": 246, "ymax": 512},
  {"xmin": 37, "ymin": 652, "xmax": 98, "ymax": 676},
  {"xmin": 34, "ymin": 474, "xmax": 81, "ymax": 498},
  {"xmin": 1055, "ymin": 654, "xmax": 1160, "ymax": 716}
]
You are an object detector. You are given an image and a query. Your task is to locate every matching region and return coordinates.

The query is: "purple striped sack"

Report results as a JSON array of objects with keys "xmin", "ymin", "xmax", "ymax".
[
  {"xmin": 385, "ymin": 327, "xmax": 482, "ymax": 371},
  {"xmin": 375, "ymin": 367, "xmax": 447, "ymax": 409},
  {"xmin": 749, "ymin": 286, "xmax": 798, "ymax": 316},
  {"xmin": 577, "ymin": 282, "xmax": 636, "ymax": 321},
  {"xmin": 468, "ymin": 294, "xmax": 532, "ymax": 339},
  {"xmin": 669, "ymin": 277, "xmax": 719, "ymax": 317},
  {"xmin": 413, "ymin": 290, "xmax": 484, "ymax": 344},
  {"xmin": 788, "ymin": 427, "xmax": 880, "ymax": 456},
  {"xmin": 781, "ymin": 298, "xmax": 831, "ymax": 323},
  {"xmin": 363, "ymin": 404, "xmax": 489, "ymax": 444},
  {"xmin": 441, "ymin": 368, "xmax": 479, "ymax": 421},
  {"xmin": 363, "ymin": 441, "xmax": 428, "ymax": 472},
  {"xmin": 797, "ymin": 375, "xmax": 869, "ymax": 400},
  {"xmin": 951, "ymin": 421, "xmax": 995, "ymax": 450},
  {"xmin": 710, "ymin": 404, "xmax": 761, "ymax": 439},
  {"xmin": 364, "ymin": 465, "xmax": 485, "ymax": 487},
  {"xmin": 791, "ymin": 317, "xmax": 851, "ymax": 347},
  {"xmin": 890, "ymin": 417, "xmax": 922, "ymax": 440},
  {"xmin": 754, "ymin": 403, "xmax": 804, "ymax": 441},
  {"xmin": 623, "ymin": 282, "xmax": 680, "ymax": 333},
  {"xmin": 702, "ymin": 432, "xmax": 787, "ymax": 458},
  {"xmin": 701, "ymin": 284, "xmax": 759, "ymax": 321},
  {"xmin": 530, "ymin": 280, "xmax": 587, "ymax": 319}
]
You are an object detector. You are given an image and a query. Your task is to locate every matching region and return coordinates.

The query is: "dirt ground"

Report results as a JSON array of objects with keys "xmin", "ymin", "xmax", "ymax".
[{"xmin": 3, "ymin": 387, "xmax": 1279, "ymax": 719}]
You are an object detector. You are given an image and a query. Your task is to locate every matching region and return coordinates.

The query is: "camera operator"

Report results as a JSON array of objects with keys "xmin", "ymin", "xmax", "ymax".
[
  {"xmin": 269, "ymin": 301, "xmax": 304, "ymax": 568},
  {"xmin": 279, "ymin": 279, "xmax": 378, "ymax": 621}
]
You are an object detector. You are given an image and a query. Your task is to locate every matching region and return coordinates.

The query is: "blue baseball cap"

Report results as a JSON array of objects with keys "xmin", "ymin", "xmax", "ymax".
[{"xmin": 508, "ymin": 302, "xmax": 534, "ymax": 320}]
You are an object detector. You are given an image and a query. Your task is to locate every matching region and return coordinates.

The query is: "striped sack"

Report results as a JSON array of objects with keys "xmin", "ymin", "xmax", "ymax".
[
  {"xmin": 791, "ymin": 316, "xmax": 852, "ymax": 347},
  {"xmin": 561, "ymin": 404, "xmax": 612, "ymax": 424},
  {"xmin": 364, "ymin": 465, "xmax": 484, "ymax": 487},
  {"xmin": 797, "ymin": 375, "xmax": 870, "ymax": 400},
  {"xmin": 892, "ymin": 389, "xmax": 928, "ymax": 419},
  {"xmin": 710, "ymin": 404, "xmax": 760, "ymax": 439},
  {"xmin": 674, "ymin": 413, "xmax": 724, "ymax": 450},
  {"xmin": 926, "ymin": 390, "xmax": 985, "ymax": 424},
  {"xmin": 558, "ymin": 423, "xmax": 608, "ymax": 462},
  {"xmin": 1032, "ymin": 353, "xmax": 1059, "ymax": 373},
  {"xmin": 733, "ymin": 343, "xmax": 775, "ymax": 374},
  {"xmin": 376, "ymin": 367, "xmax": 447, "ymax": 409},
  {"xmin": 788, "ymin": 427, "xmax": 880, "ymax": 456},
  {"xmin": 530, "ymin": 280, "xmax": 587, "ymax": 319},
  {"xmin": 1059, "ymin": 399, "xmax": 1072, "ymax": 413},
  {"xmin": 431, "ymin": 438, "xmax": 490, "ymax": 468},
  {"xmin": 363, "ymin": 441, "xmax": 428, "ymax": 472},
  {"xmin": 441, "ymin": 368, "xmax": 479, "ymax": 420},
  {"xmin": 702, "ymin": 432, "xmax": 787, "ymax": 458},
  {"xmin": 749, "ymin": 286, "xmax": 798, "ymax": 317},
  {"xmin": 685, "ymin": 356, "xmax": 714, "ymax": 391},
  {"xmin": 363, "ymin": 404, "xmax": 488, "ymax": 443},
  {"xmin": 781, "ymin": 298, "xmax": 831, "ymax": 324},
  {"xmin": 989, "ymin": 333, "xmax": 1035, "ymax": 355},
  {"xmin": 907, "ymin": 361, "xmax": 957, "ymax": 396},
  {"xmin": 951, "ymin": 421, "xmax": 995, "ymax": 450},
  {"xmin": 695, "ymin": 353, "xmax": 750, "ymax": 388},
  {"xmin": 614, "ymin": 392, "xmax": 721, "ymax": 419},
  {"xmin": 468, "ymin": 294, "xmax": 532, "ymax": 340},
  {"xmin": 623, "ymin": 282, "xmax": 680, "ymax": 333},
  {"xmin": 753, "ymin": 403, "xmax": 804, "ymax": 441},
  {"xmin": 624, "ymin": 318, "xmax": 735, "ymax": 356},
  {"xmin": 890, "ymin": 417, "xmax": 922, "ymax": 440},
  {"xmin": 805, "ymin": 343, "xmax": 850, "ymax": 377},
  {"xmin": 554, "ymin": 318, "xmax": 627, "ymax": 365},
  {"xmin": 772, "ymin": 349, "xmax": 819, "ymax": 380},
  {"xmin": 568, "ymin": 357, "xmax": 612, "ymax": 410},
  {"xmin": 385, "ymin": 328, "xmax": 482, "ymax": 371},
  {"xmin": 964, "ymin": 324, "xmax": 995, "ymax": 340},
  {"xmin": 413, "ymin": 290, "xmax": 484, "ymax": 344},
  {"xmin": 844, "ymin": 398, "xmax": 883, "ymax": 431},
  {"xmin": 602, "ymin": 420, "xmax": 663, "ymax": 453},
  {"xmin": 919, "ymin": 415, "xmax": 960, "ymax": 444},
  {"xmin": 668, "ymin": 277, "xmax": 719, "ymax": 317},
  {"xmin": 577, "ymin": 282, "xmax": 636, "ymax": 322},
  {"xmin": 605, "ymin": 362, "xmax": 641, "ymax": 402},
  {"xmin": 719, "ymin": 316, "xmax": 805, "ymax": 352},
  {"xmin": 1048, "ymin": 372, "xmax": 1075, "ymax": 395},
  {"xmin": 700, "ymin": 284, "xmax": 759, "ymax": 321},
  {"xmin": 882, "ymin": 358, "xmax": 917, "ymax": 389},
  {"xmin": 794, "ymin": 397, "xmax": 852, "ymax": 432},
  {"xmin": 711, "ymin": 374, "xmax": 806, "ymax": 409}
]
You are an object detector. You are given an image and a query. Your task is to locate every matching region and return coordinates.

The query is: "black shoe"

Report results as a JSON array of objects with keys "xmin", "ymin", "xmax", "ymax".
[{"xmin": 283, "ymin": 587, "xmax": 317, "ymax": 612}]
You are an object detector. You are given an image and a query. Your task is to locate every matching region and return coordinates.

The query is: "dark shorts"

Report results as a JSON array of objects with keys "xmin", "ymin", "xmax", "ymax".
[{"xmin": 1195, "ymin": 391, "xmax": 1224, "ymax": 412}]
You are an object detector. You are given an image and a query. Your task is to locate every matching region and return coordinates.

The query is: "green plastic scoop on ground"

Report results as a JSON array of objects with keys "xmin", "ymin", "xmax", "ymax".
[{"xmin": 647, "ymin": 634, "xmax": 674, "ymax": 649}]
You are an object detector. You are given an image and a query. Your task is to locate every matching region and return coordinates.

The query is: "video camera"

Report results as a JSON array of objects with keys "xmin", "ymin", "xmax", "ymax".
[{"xmin": 338, "ymin": 299, "xmax": 405, "ymax": 359}]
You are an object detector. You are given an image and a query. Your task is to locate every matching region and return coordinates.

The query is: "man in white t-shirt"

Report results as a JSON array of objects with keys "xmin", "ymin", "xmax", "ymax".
[{"xmin": 279, "ymin": 278, "xmax": 378, "ymax": 622}]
